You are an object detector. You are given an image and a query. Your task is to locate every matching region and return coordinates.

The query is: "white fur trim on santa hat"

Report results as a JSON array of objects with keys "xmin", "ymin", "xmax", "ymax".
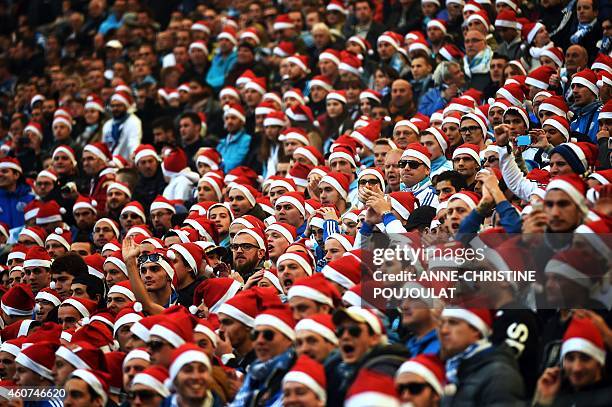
[
  {"xmin": 278, "ymin": 252, "xmax": 313, "ymax": 276},
  {"xmin": 328, "ymin": 151, "xmax": 356, "ymax": 168},
  {"xmin": 571, "ymin": 76, "xmax": 599, "ymax": 96},
  {"xmin": 561, "ymin": 337, "xmax": 606, "ymax": 365},
  {"xmin": 287, "ymin": 285, "xmax": 333, "ymax": 306},
  {"xmin": 15, "ymin": 352, "xmax": 54, "ymax": 381},
  {"xmin": 283, "ymin": 371, "xmax": 326, "ymax": 403},
  {"xmin": 83, "ymin": 144, "xmax": 109, "ymax": 162},
  {"xmin": 321, "ymin": 265, "xmax": 355, "ymax": 289},
  {"xmin": 62, "ymin": 298, "xmax": 91, "ymax": 318},
  {"xmin": 295, "ymin": 318, "xmax": 338, "ymax": 345},
  {"xmin": 401, "ymin": 148, "xmax": 431, "ymax": 169},
  {"xmin": 149, "ymin": 324, "xmax": 186, "ymax": 348},
  {"xmin": 275, "ymin": 195, "xmax": 305, "ymax": 217},
  {"xmin": 546, "ymin": 179, "xmax": 588, "ymax": 214},
  {"xmin": 397, "ymin": 360, "xmax": 443, "ymax": 395},
  {"xmin": 319, "ymin": 175, "xmax": 348, "ymax": 201},
  {"xmin": 442, "ymin": 308, "xmax": 490, "ymax": 337},
  {"xmin": 254, "ymin": 313, "xmax": 295, "ymax": 340}
]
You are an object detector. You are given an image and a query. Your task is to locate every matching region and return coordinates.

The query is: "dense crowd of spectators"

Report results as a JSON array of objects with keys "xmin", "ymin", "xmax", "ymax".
[{"xmin": 0, "ymin": 0, "xmax": 609, "ymax": 406}]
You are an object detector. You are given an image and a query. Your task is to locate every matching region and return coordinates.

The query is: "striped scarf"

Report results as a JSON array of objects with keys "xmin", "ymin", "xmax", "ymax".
[
  {"xmin": 445, "ymin": 339, "xmax": 491, "ymax": 384},
  {"xmin": 463, "ymin": 47, "xmax": 493, "ymax": 78}
]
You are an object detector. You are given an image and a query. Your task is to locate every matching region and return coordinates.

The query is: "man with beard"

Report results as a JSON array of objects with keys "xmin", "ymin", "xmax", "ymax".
[
  {"xmin": 151, "ymin": 116, "xmax": 177, "ymax": 151},
  {"xmin": 231, "ymin": 228, "xmax": 266, "ymax": 282},
  {"xmin": 132, "ymin": 145, "xmax": 166, "ymax": 212},
  {"xmin": 101, "ymin": 90, "xmax": 142, "ymax": 159},
  {"xmin": 105, "ymin": 181, "xmax": 132, "ymax": 222}
]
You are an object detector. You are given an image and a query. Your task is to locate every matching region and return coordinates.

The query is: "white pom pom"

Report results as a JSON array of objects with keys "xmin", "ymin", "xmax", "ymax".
[
  {"xmin": 313, "ymin": 120, "xmax": 320, "ymax": 127},
  {"xmin": 189, "ymin": 305, "xmax": 198, "ymax": 315},
  {"xmin": 223, "ymin": 104, "xmax": 231, "ymax": 111},
  {"xmin": 34, "ymin": 303, "xmax": 41, "ymax": 313},
  {"xmin": 304, "ymin": 238, "xmax": 315, "ymax": 250},
  {"xmin": 163, "ymin": 378, "xmax": 173, "ymax": 390},
  {"xmin": 59, "ymin": 207, "xmax": 66, "ymax": 215},
  {"xmin": 204, "ymin": 265, "xmax": 214, "ymax": 276},
  {"xmin": 444, "ymin": 384, "xmax": 457, "ymax": 396},
  {"xmin": 383, "ymin": 116, "xmax": 392, "ymax": 122},
  {"xmin": 91, "ymin": 200, "xmax": 97, "ymax": 208},
  {"xmin": 561, "ymin": 76, "xmax": 568, "ymax": 83},
  {"xmin": 81, "ymin": 317, "xmax": 90, "ymax": 325},
  {"xmin": 487, "ymin": 97, "xmax": 495, "ymax": 105},
  {"xmin": 367, "ymin": 49, "xmax": 374, "ymax": 55},
  {"xmin": 49, "ymin": 281, "xmax": 56, "ymax": 290},
  {"xmin": 167, "ymin": 250, "xmax": 176, "ymax": 261},
  {"xmin": 303, "ymin": 95, "xmax": 309, "ymax": 103},
  {"xmin": 54, "ymin": 227, "xmax": 63, "ymax": 235},
  {"xmin": 133, "ymin": 302, "xmax": 143, "ymax": 313}
]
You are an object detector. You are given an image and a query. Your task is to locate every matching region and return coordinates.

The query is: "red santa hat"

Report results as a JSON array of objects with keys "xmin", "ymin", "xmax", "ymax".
[
  {"xmin": 543, "ymin": 116, "xmax": 570, "ymax": 142},
  {"xmin": 84, "ymin": 142, "xmax": 111, "ymax": 162},
  {"xmin": 309, "ymin": 75, "xmax": 334, "ymax": 92},
  {"xmin": 254, "ymin": 305, "xmax": 296, "ymax": 340},
  {"xmin": 401, "ymin": 142, "xmax": 432, "ymax": 169},
  {"xmin": 62, "ymin": 297, "xmax": 98, "ymax": 319},
  {"xmin": 20, "ymin": 226, "xmax": 47, "ymax": 247},
  {"xmin": 111, "ymin": 91, "xmax": 133, "ymax": 108},
  {"xmin": 15, "ymin": 341, "xmax": 59, "ymax": 381},
  {"xmin": 358, "ymin": 167, "xmax": 385, "ymax": 191},
  {"xmin": 427, "ymin": 19, "xmax": 447, "ymax": 34},
  {"xmin": 545, "ymin": 248, "xmax": 604, "ymax": 289},
  {"xmin": 217, "ymin": 26, "xmax": 238, "ymax": 45},
  {"xmin": 282, "ymin": 355, "xmax": 327, "ymax": 403},
  {"xmin": 216, "ymin": 288, "xmax": 263, "ymax": 328},
  {"xmin": 168, "ymin": 344, "xmax": 211, "ymax": 385},
  {"xmin": 192, "ymin": 277, "xmax": 242, "ymax": 314},
  {"xmin": 1, "ymin": 284, "xmax": 35, "ymax": 317},
  {"xmin": 168, "ymin": 243, "xmax": 203, "ymax": 275},
  {"xmin": 24, "ymin": 246, "xmax": 52, "ymax": 269},
  {"xmin": 329, "ymin": 145, "xmax": 357, "ymax": 168},
  {"xmin": 223, "ymin": 102, "xmax": 246, "ymax": 122},
  {"xmin": 36, "ymin": 201, "xmax": 66, "ymax": 225},
  {"xmin": 452, "ymin": 143, "xmax": 481, "ymax": 163},
  {"xmin": 72, "ymin": 195, "xmax": 97, "ymax": 214},
  {"xmin": 319, "ymin": 48, "xmax": 341, "ymax": 66},
  {"xmin": 45, "ymin": 227, "xmax": 72, "ymax": 250},
  {"xmin": 196, "ymin": 149, "xmax": 221, "ymax": 171},
  {"xmin": 69, "ymin": 369, "xmax": 109, "ymax": 405},
  {"xmin": 350, "ymin": 120, "xmax": 381, "ymax": 150},
  {"xmin": 245, "ymin": 77, "xmax": 268, "ymax": 96},
  {"xmin": 495, "ymin": 10, "xmax": 521, "ymax": 30},
  {"xmin": 326, "ymin": 0, "xmax": 348, "ymax": 14},
  {"xmin": 571, "ymin": 69, "xmax": 599, "ymax": 96},
  {"xmin": 319, "ymin": 172, "xmax": 351, "ymax": 201},
  {"xmin": 441, "ymin": 307, "xmax": 492, "ymax": 337},
  {"xmin": 539, "ymin": 95, "xmax": 570, "ymax": 118},
  {"xmin": 378, "ymin": 31, "xmax": 402, "ymax": 49},
  {"xmin": 52, "ymin": 144, "xmax": 76, "ymax": 165},
  {"xmin": 150, "ymin": 195, "xmax": 177, "ymax": 214},
  {"xmin": 338, "ymin": 51, "xmax": 363, "ymax": 76},
  {"xmin": 526, "ymin": 65, "xmax": 556, "ymax": 90},
  {"xmin": 592, "ymin": 53, "xmax": 612, "ymax": 74},
  {"xmin": 295, "ymin": 314, "xmax": 338, "ymax": 345},
  {"xmin": 388, "ymin": 192, "xmax": 417, "ymax": 221},
  {"xmin": 287, "ymin": 273, "xmax": 341, "ymax": 307},
  {"xmin": 134, "ymin": 144, "xmax": 161, "ymax": 164},
  {"xmin": 396, "ymin": 354, "xmax": 446, "ymax": 395},
  {"xmin": 273, "ymin": 14, "xmax": 295, "ymax": 31},
  {"xmin": 95, "ymin": 218, "xmax": 120, "ymax": 238},
  {"xmin": 121, "ymin": 201, "xmax": 146, "ymax": 222},
  {"xmin": 345, "ymin": 369, "xmax": 399, "ymax": 407},
  {"xmin": 438, "ymin": 44, "xmax": 465, "ymax": 62},
  {"xmin": 546, "ymin": 173, "xmax": 588, "ymax": 214},
  {"xmin": 263, "ymin": 110, "xmax": 288, "ymax": 128},
  {"xmin": 35, "ymin": 287, "xmax": 61, "ymax": 307},
  {"xmin": 104, "ymin": 251, "xmax": 127, "ymax": 276},
  {"xmin": 561, "ymin": 317, "xmax": 606, "ymax": 365},
  {"xmin": 107, "ymin": 280, "xmax": 136, "ymax": 302},
  {"xmin": 149, "ymin": 312, "xmax": 195, "ymax": 348},
  {"xmin": 277, "ymin": 251, "xmax": 314, "ymax": 276},
  {"xmin": 107, "ymin": 181, "xmax": 132, "ymax": 199},
  {"xmin": 265, "ymin": 222, "xmax": 297, "ymax": 245},
  {"xmin": 24, "ymin": 122, "xmax": 43, "ymax": 140},
  {"xmin": 239, "ymin": 27, "xmax": 260, "ymax": 45},
  {"xmin": 286, "ymin": 54, "xmax": 310, "ymax": 73},
  {"xmin": 273, "ymin": 41, "xmax": 296, "ymax": 58},
  {"xmin": 293, "ymin": 146, "xmax": 323, "ymax": 167},
  {"xmin": 275, "ymin": 192, "xmax": 306, "ymax": 218},
  {"xmin": 322, "ymin": 255, "xmax": 361, "ymax": 290}
]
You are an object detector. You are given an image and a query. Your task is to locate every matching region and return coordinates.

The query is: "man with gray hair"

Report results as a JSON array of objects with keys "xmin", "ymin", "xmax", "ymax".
[{"xmin": 418, "ymin": 61, "xmax": 466, "ymax": 116}]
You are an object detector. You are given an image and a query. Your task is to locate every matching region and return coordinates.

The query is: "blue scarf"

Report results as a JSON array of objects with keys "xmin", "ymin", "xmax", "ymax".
[
  {"xmin": 105, "ymin": 113, "xmax": 128, "ymax": 152},
  {"xmin": 570, "ymin": 20, "xmax": 597, "ymax": 44},
  {"xmin": 463, "ymin": 47, "xmax": 493, "ymax": 77},
  {"xmin": 445, "ymin": 339, "xmax": 491, "ymax": 384}
]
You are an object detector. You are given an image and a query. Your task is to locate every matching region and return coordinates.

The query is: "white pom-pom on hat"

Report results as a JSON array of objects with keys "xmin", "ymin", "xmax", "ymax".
[
  {"xmin": 133, "ymin": 302, "xmax": 143, "ymax": 313},
  {"xmin": 561, "ymin": 76, "xmax": 568, "ymax": 83},
  {"xmin": 50, "ymin": 281, "xmax": 56, "ymax": 289},
  {"xmin": 487, "ymin": 97, "xmax": 495, "ymax": 105},
  {"xmin": 54, "ymin": 227, "xmax": 64, "ymax": 234},
  {"xmin": 167, "ymin": 250, "xmax": 176, "ymax": 261},
  {"xmin": 59, "ymin": 207, "xmax": 66, "ymax": 215},
  {"xmin": 91, "ymin": 200, "xmax": 97, "ymax": 207},
  {"xmin": 34, "ymin": 303, "xmax": 41, "ymax": 313},
  {"xmin": 189, "ymin": 305, "xmax": 198, "ymax": 315}
]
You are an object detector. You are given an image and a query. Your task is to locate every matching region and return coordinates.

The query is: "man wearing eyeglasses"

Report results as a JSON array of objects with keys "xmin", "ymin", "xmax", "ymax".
[
  {"xmin": 231, "ymin": 229, "xmax": 266, "ymax": 282},
  {"xmin": 400, "ymin": 143, "xmax": 439, "ymax": 209},
  {"xmin": 462, "ymin": 30, "xmax": 493, "ymax": 92}
]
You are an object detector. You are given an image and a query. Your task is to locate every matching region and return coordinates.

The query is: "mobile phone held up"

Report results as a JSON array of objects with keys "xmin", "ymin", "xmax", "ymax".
[{"xmin": 516, "ymin": 135, "xmax": 531, "ymax": 147}]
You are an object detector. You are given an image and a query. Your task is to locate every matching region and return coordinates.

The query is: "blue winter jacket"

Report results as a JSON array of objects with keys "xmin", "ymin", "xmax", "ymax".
[
  {"xmin": 217, "ymin": 129, "xmax": 252, "ymax": 172},
  {"xmin": 0, "ymin": 183, "xmax": 35, "ymax": 228},
  {"xmin": 570, "ymin": 101, "xmax": 601, "ymax": 142},
  {"xmin": 418, "ymin": 87, "xmax": 448, "ymax": 116}
]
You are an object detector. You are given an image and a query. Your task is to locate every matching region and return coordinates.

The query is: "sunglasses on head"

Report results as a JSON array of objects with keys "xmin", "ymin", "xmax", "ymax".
[
  {"xmin": 138, "ymin": 253, "xmax": 163, "ymax": 264},
  {"xmin": 128, "ymin": 390, "xmax": 157, "ymax": 401},
  {"xmin": 336, "ymin": 324, "xmax": 362, "ymax": 338},
  {"xmin": 396, "ymin": 382, "xmax": 429, "ymax": 395},
  {"xmin": 251, "ymin": 329, "xmax": 275, "ymax": 341},
  {"xmin": 398, "ymin": 160, "xmax": 424, "ymax": 169}
]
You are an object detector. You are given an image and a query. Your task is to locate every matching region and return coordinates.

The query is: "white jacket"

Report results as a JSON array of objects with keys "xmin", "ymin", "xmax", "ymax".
[
  {"xmin": 163, "ymin": 169, "xmax": 199, "ymax": 201},
  {"xmin": 102, "ymin": 114, "xmax": 142, "ymax": 160}
]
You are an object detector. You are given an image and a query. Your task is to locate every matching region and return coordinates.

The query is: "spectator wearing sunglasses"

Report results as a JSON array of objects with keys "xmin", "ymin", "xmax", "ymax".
[
  {"xmin": 231, "ymin": 306, "xmax": 296, "ymax": 407},
  {"xmin": 400, "ymin": 143, "xmax": 439, "ymax": 209},
  {"xmin": 129, "ymin": 365, "xmax": 169, "ymax": 407},
  {"xmin": 395, "ymin": 354, "xmax": 445, "ymax": 407}
]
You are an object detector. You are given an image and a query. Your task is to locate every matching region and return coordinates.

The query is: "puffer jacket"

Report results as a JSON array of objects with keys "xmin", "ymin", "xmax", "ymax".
[
  {"xmin": 441, "ymin": 344, "xmax": 526, "ymax": 407},
  {"xmin": 0, "ymin": 182, "xmax": 35, "ymax": 228}
]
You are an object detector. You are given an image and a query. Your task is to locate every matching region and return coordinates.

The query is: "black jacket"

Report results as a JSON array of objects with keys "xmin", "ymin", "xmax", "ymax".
[
  {"xmin": 132, "ymin": 168, "xmax": 167, "ymax": 212},
  {"xmin": 441, "ymin": 344, "xmax": 526, "ymax": 407}
]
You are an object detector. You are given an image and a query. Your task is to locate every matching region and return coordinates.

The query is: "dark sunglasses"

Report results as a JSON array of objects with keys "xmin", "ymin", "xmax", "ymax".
[
  {"xmin": 121, "ymin": 213, "xmax": 142, "ymax": 220},
  {"xmin": 396, "ymin": 382, "xmax": 429, "ymax": 395},
  {"xmin": 336, "ymin": 325, "xmax": 362, "ymax": 338},
  {"xmin": 138, "ymin": 253, "xmax": 163, "ymax": 264},
  {"xmin": 398, "ymin": 160, "xmax": 424, "ymax": 169},
  {"xmin": 251, "ymin": 329, "xmax": 275, "ymax": 341},
  {"xmin": 147, "ymin": 340, "xmax": 168, "ymax": 352},
  {"xmin": 481, "ymin": 156, "xmax": 499, "ymax": 164},
  {"xmin": 128, "ymin": 390, "xmax": 157, "ymax": 401},
  {"xmin": 358, "ymin": 179, "xmax": 380, "ymax": 186}
]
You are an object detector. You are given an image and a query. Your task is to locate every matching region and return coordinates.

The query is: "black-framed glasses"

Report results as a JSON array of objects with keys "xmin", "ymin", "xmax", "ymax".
[
  {"xmin": 127, "ymin": 390, "xmax": 158, "ymax": 401},
  {"xmin": 459, "ymin": 125, "xmax": 480, "ymax": 134},
  {"xmin": 398, "ymin": 160, "xmax": 424, "ymax": 169},
  {"xmin": 336, "ymin": 325, "xmax": 362, "ymax": 338},
  {"xmin": 481, "ymin": 156, "xmax": 499, "ymax": 164},
  {"xmin": 230, "ymin": 243, "xmax": 259, "ymax": 252},
  {"xmin": 251, "ymin": 329, "xmax": 275, "ymax": 341},
  {"xmin": 147, "ymin": 340, "xmax": 168, "ymax": 352},
  {"xmin": 396, "ymin": 382, "xmax": 429, "ymax": 395},
  {"xmin": 121, "ymin": 213, "xmax": 142, "ymax": 220},
  {"xmin": 358, "ymin": 179, "xmax": 380, "ymax": 186},
  {"xmin": 138, "ymin": 253, "xmax": 162, "ymax": 264}
]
